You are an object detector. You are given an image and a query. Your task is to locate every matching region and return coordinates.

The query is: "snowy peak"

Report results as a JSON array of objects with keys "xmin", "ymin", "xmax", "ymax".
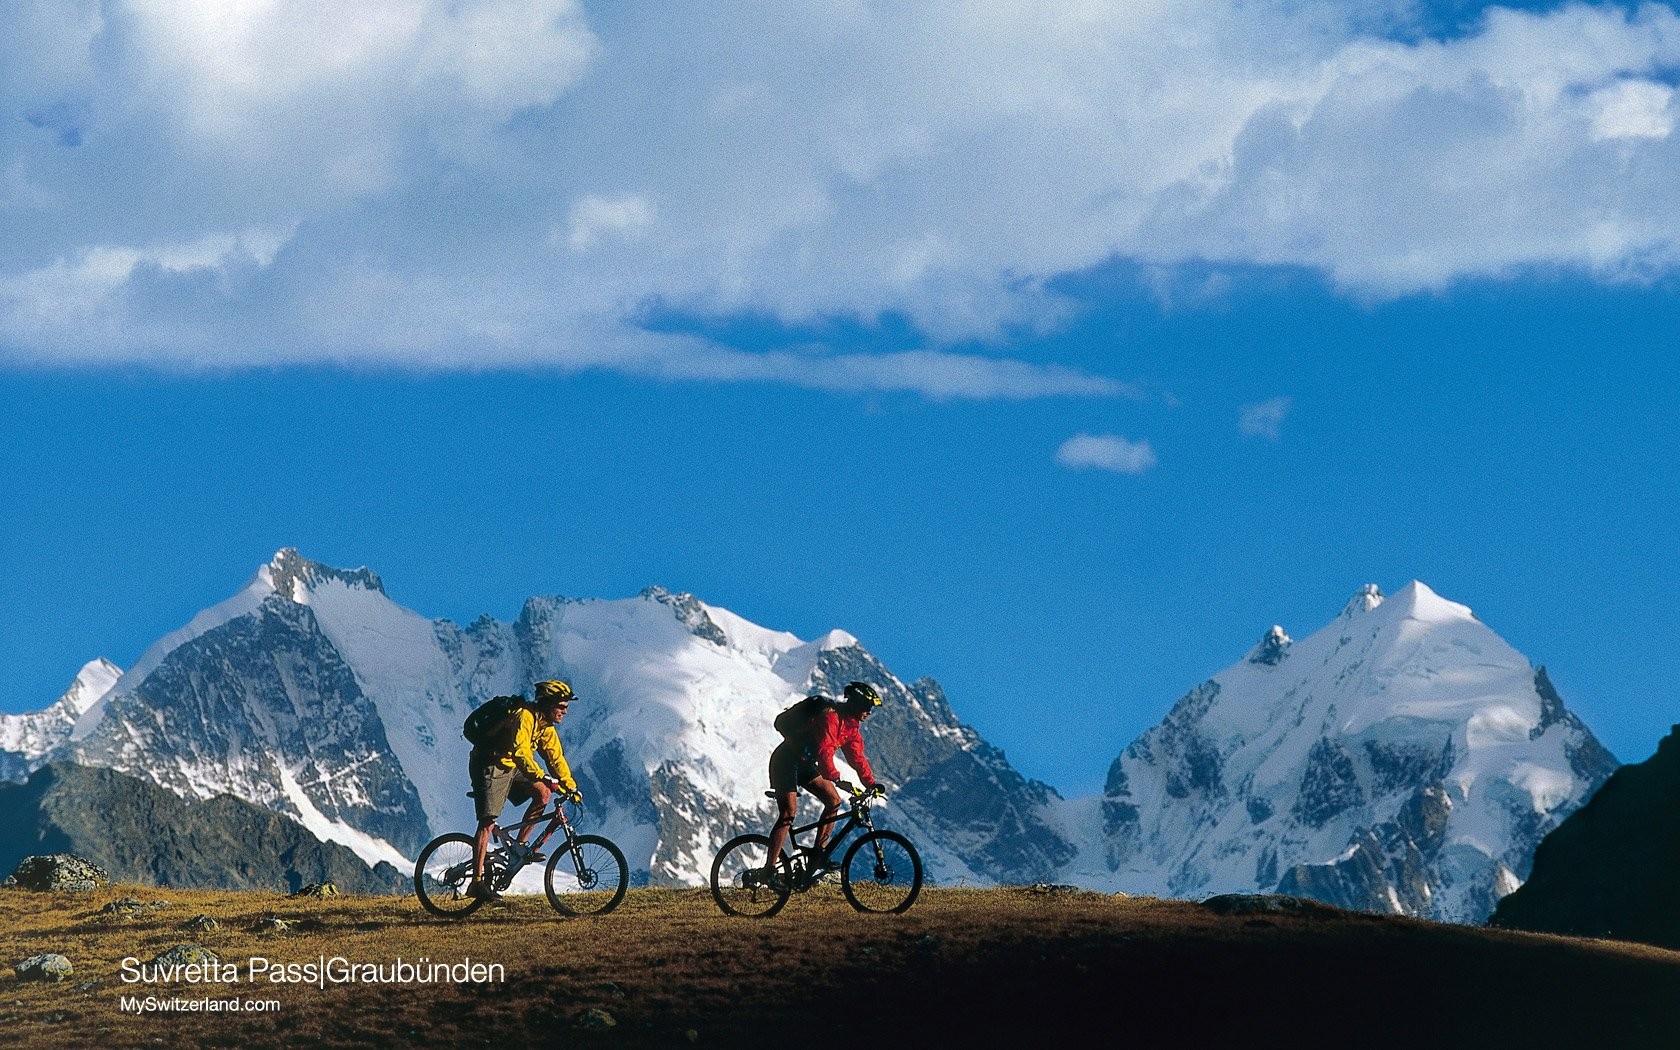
[
  {"xmin": 1247, "ymin": 626, "xmax": 1292, "ymax": 666},
  {"xmin": 1341, "ymin": 584, "xmax": 1384, "ymax": 617},
  {"xmin": 1369, "ymin": 580, "xmax": 1474, "ymax": 625},
  {"xmin": 638, "ymin": 586, "xmax": 730, "ymax": 646},
  {"xmin": 11, "ymin": 549, "xmax": 1073, "ymax": 888},
  {"xmin": 1086, "ymin": 580, "xmax": 1617, "ymax": 923},
  {"xmin": 59, "ymin": 658, "xmax": 123, "ymax": 717},
  {"xmin": 263, "ymin": 548, "xmax": 386, "ymax": 601},
  {"xmin": 1, "ymin": 658, "xmax": 124, "ymax": 762}
]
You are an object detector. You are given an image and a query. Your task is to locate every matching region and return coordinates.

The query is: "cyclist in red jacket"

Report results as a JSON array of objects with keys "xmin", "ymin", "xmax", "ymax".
[{"xmin": 765, "ymin": 681, "xmax": 885, "ymax": 883}]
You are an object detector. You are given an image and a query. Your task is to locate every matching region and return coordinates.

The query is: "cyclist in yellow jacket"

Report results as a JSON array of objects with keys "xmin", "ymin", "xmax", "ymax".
[{"xmin": 469, "ymin": 679, "xmax": 582, "ymax": 901}]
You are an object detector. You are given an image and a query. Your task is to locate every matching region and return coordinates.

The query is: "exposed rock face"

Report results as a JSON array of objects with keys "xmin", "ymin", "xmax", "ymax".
[
  {"xmin": 1247, "ymin": 627, "xmax": 1292, "ymax": 667},
  {"xmin": 1490, "ymin": 725, "xmax": 1680, "ymax": 947},
  {"xmin": 808, "ymin": 652, "xmax": 1074, "ymax": 883},
  {"xmin": 69, "ymin": 595, "xmax": 430, "ymax": 856},
  {"xmin": 1075, "ymin": 582, "xmax": 1617, "ymax": 922},
  {"xmin": 0, "ymin": 764, "xmax": 406, "ymax": 893}
]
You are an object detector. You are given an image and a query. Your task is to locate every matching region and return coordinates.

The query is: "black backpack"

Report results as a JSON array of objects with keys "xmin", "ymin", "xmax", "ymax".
[
  {"xmin": 774, "ymin": 695, "xmax": 833, "ymax": 739},
  {"xmin": 463, "ymin": 695, "xmax": 525, "ymax": 748}
]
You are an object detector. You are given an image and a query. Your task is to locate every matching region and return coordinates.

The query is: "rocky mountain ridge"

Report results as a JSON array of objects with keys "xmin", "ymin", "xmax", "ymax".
[{"xmin": 0, "ymin": 552, "xmax": 1616, "ymax": 921}]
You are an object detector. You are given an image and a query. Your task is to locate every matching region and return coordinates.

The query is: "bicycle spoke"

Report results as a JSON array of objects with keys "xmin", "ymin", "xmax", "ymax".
[
  {"xmin": 841, "ymin": 831, "xmax": 922, "ymax": 914},
  {"xmin": 414, "ymin": 833, "xmax": 484, "ymax": 918},
  {"xmin": 545, "ymin": 835, "xmax": 628, "ymax": 916},
  {"xmin": 710, "ymin": 835, "xmax": 790, "ymax": 917}
]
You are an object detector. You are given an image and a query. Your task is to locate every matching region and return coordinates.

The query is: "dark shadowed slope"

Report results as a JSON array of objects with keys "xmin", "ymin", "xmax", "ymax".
[{"xmin": 1492, "ymin": 725, "xmax": 1680, "ymax": 949}]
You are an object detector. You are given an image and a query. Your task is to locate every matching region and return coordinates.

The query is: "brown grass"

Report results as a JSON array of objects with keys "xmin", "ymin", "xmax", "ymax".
[{"xmin": 3, "ymin": 883, "xmax": 1679, "ymax": 1048}]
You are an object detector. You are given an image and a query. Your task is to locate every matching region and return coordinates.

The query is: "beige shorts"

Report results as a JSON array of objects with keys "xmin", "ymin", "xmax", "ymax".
[{"xmin": 470, "ymin": 758, "xmax": 537, "ymax": 823}]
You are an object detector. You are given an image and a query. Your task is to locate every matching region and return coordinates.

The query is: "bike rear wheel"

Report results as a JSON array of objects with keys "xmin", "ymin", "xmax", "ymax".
[
  {"xmin": 545, "ymin": 834, "xmax": 629, "ymax": 916},
  {"xmin": 415, "ymin": 832, "xmax": 485, "ymax": 918},
  {"xmin": 841, "ymin": 830, "xmax": 922, "ymax": 914},
  {"xmin": 710, "ymin": 833, "xmax": 791, "ymax": 917}
]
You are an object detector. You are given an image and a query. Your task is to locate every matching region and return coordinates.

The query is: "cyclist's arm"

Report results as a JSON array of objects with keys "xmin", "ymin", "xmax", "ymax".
[
  {"xmin": 535, "ymin": 723, "xmax": 578, "ymax": 794},
  {"xmin": 812, "ymin": 710, "xmax": 845, "ymax": 781},
  {"xmin": 509, "ymin": 709, "xmax": 547, "ymax": 780},
  {"xmin": 839, "ymin": 723, "xmax": 877, "ymax": 789}
]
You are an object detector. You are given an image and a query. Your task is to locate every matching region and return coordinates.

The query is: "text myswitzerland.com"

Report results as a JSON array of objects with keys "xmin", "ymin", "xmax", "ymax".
[
  {"xmin": 119, "ymin": 955, "xmax": 505, "ymax": 989},
  {"xmin": 121, "ymin": 996, "xmax": 281, "ymax": 1014}
]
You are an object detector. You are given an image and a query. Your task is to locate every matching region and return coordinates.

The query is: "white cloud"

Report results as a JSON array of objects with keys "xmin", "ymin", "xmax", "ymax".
[
  {"xmin": 0, "ymin": 228, "xmax": 293, "ymax": 346},
  {"xmin": 1590, "ymin": 79, "xmax": 1676, "ymax": 140},
  {"xmin": 5, "ymin": 1, "xmax": 1680, "ymax": 391},
  {"xmin": 1239, "ymin": 396, "xmax": 1293, "ymax": 440},
  {"xmin": 1056, "ymin": 434, "xmax": 1159, "ymax": 475},
  {"xmin": 566, "ymin": 194, "xmax": 656, "ymax": 252}
]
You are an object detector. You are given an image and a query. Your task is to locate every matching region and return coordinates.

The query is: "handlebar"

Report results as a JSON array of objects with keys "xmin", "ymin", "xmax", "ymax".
[
  {"xmin": 541, "ymin": 780, "xmax": 582, "ymax": 806},
  {"xmin": 849, "ymin": 785, "xmax": 888, "ymax": 807}
]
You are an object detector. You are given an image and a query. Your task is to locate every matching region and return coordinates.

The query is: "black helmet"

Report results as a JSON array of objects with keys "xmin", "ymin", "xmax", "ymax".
[{"xmin": 842, "ymin": 681, "xmax": 882, "ymax": 712}]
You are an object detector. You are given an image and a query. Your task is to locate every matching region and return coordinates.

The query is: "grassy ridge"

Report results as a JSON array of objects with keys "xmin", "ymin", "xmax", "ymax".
[{"xmin": 3, "ymin": 885, "xmax": 1679, "ymax": 1048}]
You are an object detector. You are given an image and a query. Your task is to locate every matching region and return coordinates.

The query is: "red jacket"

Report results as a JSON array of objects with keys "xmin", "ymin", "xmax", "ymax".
[{"xmin": 811, "ymin": 709, "xmax": 876, "ymax": 787}]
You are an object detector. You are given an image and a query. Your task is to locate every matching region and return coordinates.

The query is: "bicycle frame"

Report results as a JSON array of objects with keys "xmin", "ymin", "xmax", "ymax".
[
  {"xmin": 781, "ymin": 796, "xmax": 878, "ymax": 882},
  {"xmin": 486, "ymin": 801, "xmax": 578, "ymax": 881}
]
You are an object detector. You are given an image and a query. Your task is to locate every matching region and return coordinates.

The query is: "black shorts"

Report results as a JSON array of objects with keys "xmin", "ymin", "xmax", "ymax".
[{"xmin": 769, "ymin": 740, "xmax": 821, "ymax": 793}]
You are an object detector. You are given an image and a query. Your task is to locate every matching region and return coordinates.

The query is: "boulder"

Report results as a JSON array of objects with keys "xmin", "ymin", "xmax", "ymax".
[
  {"xmin": 100, "ymin": 897, "xmax": 170, "ymax": 918},
  {"xmin": 575, "ymin": 1007, "xmax": 618, "ymax": 1031},
  {"xmin": 15, "ymin": 954, "xmax": 73, "ymax": 982},
  {"xmin": 1200, "ymin": 893, "xmax": 1340, "ymax": 918},
  {"xmin": 3, "ymin": 854, "xmax": 110, "ymax": 893},
  {"xmin": 151, "ymin": 944, "xmax": 219, "ymax": 967}
]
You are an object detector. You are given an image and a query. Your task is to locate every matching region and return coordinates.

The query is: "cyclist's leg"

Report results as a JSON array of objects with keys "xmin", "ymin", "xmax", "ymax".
[
  {"xmin": 473, "ymin": 819, "xmax": 494, "ymax": 882},
  {"xmin": 806, "ymin": 776, "xmax": 842, "ymax": 852},
  {"xmin": 766, "ymin": 741, "xmax": 802, "ymax": 866},
  {"xmin": 766, "ymin": 790, "xmax": 798, "ymax": 863},
  {"xmin": 514, "ymin": 775, "xmax": 552, "ymax": 845},
  {"xmin": 469, "ymin": 757, "xmax": 513, "ymax": 887}
]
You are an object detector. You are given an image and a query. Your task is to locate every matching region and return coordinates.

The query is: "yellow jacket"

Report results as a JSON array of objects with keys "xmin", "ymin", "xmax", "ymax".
[{"xmin": 491, "ymin": 708, "xmax": 577, "ymax": 792}]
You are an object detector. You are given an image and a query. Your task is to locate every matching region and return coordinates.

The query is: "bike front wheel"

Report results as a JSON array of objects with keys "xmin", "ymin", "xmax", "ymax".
[
  {"xmin": 415, "ymin": 832, "xmax": 485, "ymax": 918},
  {"xmin": 841, "ymin": 830, "xmax": 922, "ymax": 914},
  {"xmin": 710, "ymin": 833, "xmax": 790, "ymax": 918},
  {"xmin": 545, "ymin": 835, "xmax": 629, "ymax": 916}
]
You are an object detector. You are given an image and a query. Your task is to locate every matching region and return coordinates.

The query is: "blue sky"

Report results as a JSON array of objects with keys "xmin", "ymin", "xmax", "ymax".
[{"xmin": 4, "ymin": 0, "xmax": 1680, "ymax": 794}]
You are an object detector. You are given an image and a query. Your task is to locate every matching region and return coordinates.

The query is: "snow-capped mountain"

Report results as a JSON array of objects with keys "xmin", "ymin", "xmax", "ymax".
[
  {"xmin": 0, "ymin": 658, "xmax": 120, "ymax": 782},
  {"xmin": 1065, "ymin": 581, "xmax": 1617, "ymax": 922},
  {"xmin": 0, "ymin": 550, "xmax": 1072, "ymax": 886},
  {"xmin": 0, "ymin": 557, "xmax": 1617, "ymax": 918}
]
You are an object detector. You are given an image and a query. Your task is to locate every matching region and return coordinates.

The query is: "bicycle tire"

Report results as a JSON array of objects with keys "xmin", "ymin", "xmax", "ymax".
[
  {"xmin": 544, "ymin": 834, "xmax": 629, "ymax": 916},
  {"xmin": 710, "ymin": 833, "xmax": 791, "ymax": 918},
  {"xmin": 840, "ymin": 830, "xmax": 922, "ymax": 914},
  {"xmin": 414, "ymin": 832, "xmax": 485, "ymax": 918}
]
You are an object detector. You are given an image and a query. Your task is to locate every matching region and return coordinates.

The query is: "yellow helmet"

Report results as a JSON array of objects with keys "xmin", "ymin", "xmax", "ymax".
[{"xmin": 534, "ymin": 680, "xmax": 574, "ymax": 705}]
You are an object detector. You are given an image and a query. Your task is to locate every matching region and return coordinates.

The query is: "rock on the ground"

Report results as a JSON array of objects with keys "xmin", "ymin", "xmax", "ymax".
[
  {"xmin": 3, "ymin": 854, "xmax": 110, "ymax": 892},
  {"xmin": 15, "ymin": 954, "xmax": 73, "ymax": 982}
]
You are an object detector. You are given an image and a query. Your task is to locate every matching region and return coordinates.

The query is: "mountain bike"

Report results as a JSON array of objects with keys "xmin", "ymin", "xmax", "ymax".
[
  {"xmin": 710, "ymin": 786, "xmax": 922, "ymax": 917},
  {"xmin": 414, "ymin": 791, "xmax": 628, "ymax": 918}
]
